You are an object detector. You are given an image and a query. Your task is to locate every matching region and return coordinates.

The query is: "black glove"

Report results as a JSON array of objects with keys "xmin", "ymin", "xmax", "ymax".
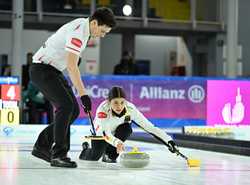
[
  {"xmin": 167, "ymin": 140, "xmax": 178, "ymax": 153},
  {"xmin": 80, "ymin": 95, "xmax": 92, "ymax": 113},
  {"xmin": 124, "ymin": 115, "xmax": 131, "ymax": 123}
]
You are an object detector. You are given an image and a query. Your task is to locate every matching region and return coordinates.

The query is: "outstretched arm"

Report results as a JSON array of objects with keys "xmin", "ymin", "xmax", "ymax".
[{"xmin": 132, "ymin": 106, "xmax": 178, "ymax": 153}]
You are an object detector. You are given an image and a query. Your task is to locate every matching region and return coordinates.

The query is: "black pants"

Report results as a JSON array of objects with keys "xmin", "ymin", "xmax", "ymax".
[
  {"xmin": 79, "ymin": 123, "xmax": 132, "ymax": 161},
  {"xmin": 29, "ymin": 63, "xmax": 80, "ymax": 158},
  {"xmin": 27, "ymin": 98, "xmax": 54, "ymax": 124}
]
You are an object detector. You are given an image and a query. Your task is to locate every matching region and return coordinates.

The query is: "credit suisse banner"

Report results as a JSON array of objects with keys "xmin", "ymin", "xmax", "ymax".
[{"xmin": 75, "ymin": 76, "xmax": 206, "ymax": 120}]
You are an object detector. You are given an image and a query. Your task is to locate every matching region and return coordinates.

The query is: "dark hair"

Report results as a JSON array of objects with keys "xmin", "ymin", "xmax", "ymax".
[
  {"xmin": 90, "ymin": 7, "xmax": 116, "ymax": 28},
  {"xmin": 108, "ymin": 86, "xmax": 126, "ymax": 101}
]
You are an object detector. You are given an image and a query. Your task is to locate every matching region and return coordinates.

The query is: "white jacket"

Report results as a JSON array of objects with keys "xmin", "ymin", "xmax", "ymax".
[
  {"xmin": 94, "ymin": 100, "xmax": 173, "ymax": 147},
  {"xmin": 33, "ymin": 18, "xmax": 90, "ymax": 71}
]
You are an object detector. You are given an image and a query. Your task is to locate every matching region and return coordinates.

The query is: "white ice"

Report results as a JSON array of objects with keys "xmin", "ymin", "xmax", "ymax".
[{"xmin": 0, "ymin": 125, "xmax": 249, "ymax": 185}]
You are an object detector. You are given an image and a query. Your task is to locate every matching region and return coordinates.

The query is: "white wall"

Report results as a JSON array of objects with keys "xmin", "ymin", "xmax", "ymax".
[
  {"xmin": 80, "ymin": 38, "xmax": 101, "ymax": 75},
  {"xmin": 0, "ymin": 29, "xmax": 100, "ymax": 75},
  {"xmin": 100, "ymin": 34, "xmax": 179, "ymax": 75},
  {"xmin": 135, "ymin": 35, "xmax": 177, "ymax": 75},
  {"xmin": 0, "ymin": 29, "xmax": 181, "ymax": 76},
  {"xmin": 99, "ymin": 33, "xmax": 122, "ymax": 74},
  {"xmin": 177, "ymin": 37, "xmax": 192, "ymax": 75},
  {"xmin": 0, "ymin": 28, "xmax": 53, "ymax": 66}
]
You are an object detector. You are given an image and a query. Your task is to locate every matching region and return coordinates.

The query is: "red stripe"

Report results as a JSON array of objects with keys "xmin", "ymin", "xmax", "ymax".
[{"xmin": 66, "ymin": 46, "xmax": 80, "ymax": 53}]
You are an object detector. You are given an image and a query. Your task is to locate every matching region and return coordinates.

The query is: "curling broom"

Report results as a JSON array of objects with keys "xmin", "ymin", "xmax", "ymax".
[
  {"xmin": 175, "ymin": 149, "xmax": 200, "ymax": 167},
  {"xmin": 84, "ymin": 111, "xmax": 105, "ymax": 140}
]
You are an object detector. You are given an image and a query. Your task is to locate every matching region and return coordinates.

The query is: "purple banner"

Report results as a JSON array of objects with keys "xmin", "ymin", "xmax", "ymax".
[{"xmin": 76, "ymin": 76, "xmax": 206, "ymax": 120}]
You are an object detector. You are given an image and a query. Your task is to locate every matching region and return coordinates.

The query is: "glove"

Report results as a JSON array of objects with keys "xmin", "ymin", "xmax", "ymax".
[
  {"xmin": 167, "ymin": 140, "xmax": 178, "ymax": 153},
  {"xmin": 80, "ymin": 95, "xmax": 92, "ymax": 113},
  {"xmin": 124, "ymin": 115, "xmax": 131, "ymax": 123}
]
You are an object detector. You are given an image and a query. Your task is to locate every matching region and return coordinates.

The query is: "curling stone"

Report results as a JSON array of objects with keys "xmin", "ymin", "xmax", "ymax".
[{"xmin": 120, "ymin": 147, "xmax": 150, "ymax": 168}]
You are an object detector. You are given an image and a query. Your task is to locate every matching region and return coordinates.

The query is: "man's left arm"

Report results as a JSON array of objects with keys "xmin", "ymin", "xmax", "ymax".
[
  {"xmin": 66, "ymin": 51, "xmax": 91, "ymax": 112},
  {"xmin": 65, "ymin": 28, "xmax": 92, "ymax": 112}
]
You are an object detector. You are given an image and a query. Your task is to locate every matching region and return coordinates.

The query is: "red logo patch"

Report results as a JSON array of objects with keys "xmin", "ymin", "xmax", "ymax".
[
  {"xmin": 71, "ymin": 38, "xmax": 82, "ymax": 48},
  {"xmin": 98, "ymin": 112, "xmax": 107, "ymax": 118}
]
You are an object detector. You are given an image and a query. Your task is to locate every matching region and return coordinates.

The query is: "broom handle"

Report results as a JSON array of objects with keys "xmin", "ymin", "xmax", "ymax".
[
  {"xmin": 87, "ymin": 111, "xmax": 96, "ymax": 136},
  {"xmin": 175, "ymin": 150, "xmax": 188, "ymax": 160},
  {"xmin": 166, "ymin": 142, "xmax": 189, "ymax": 160}
]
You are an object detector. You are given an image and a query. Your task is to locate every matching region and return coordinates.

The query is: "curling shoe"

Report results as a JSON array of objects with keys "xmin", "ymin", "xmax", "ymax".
[{"xmin": 51, "ymin": 157, "xmax": 77, "ymax": 168}]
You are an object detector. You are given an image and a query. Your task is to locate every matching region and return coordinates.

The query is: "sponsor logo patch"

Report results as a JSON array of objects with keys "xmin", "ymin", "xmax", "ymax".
[
  {"xmin": 71, "ymin": 38, "xmax": 82, "ymax": 48},
  {"xmin": 98, "ymin": 112, "xmax": 107, "ymax": 118}
]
